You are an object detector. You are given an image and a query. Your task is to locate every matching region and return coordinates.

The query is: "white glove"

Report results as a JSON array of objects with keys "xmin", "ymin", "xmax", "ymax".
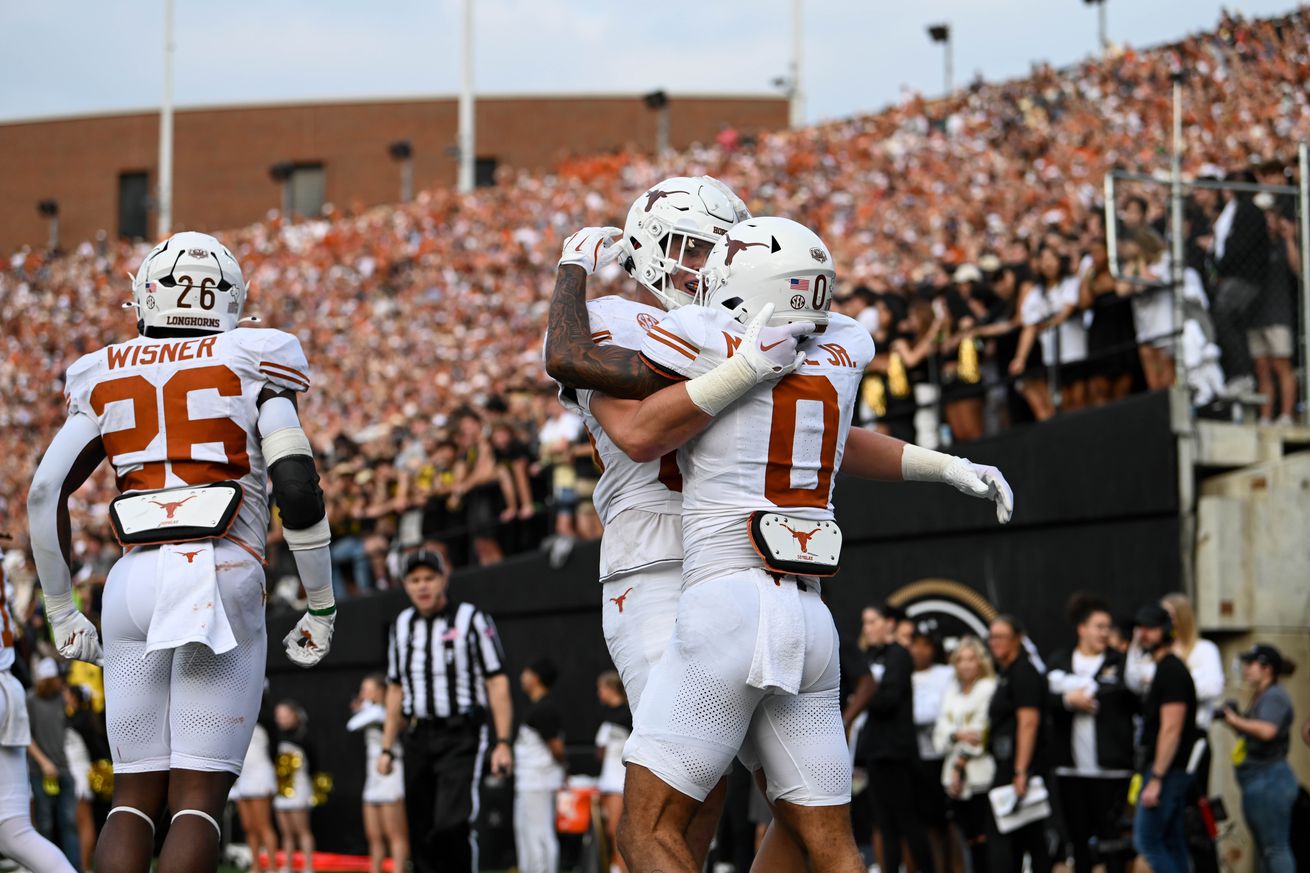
[
  {"xmin": 283, "ymin": 610, "xmax": 335, "ymax": 668},
  {"xmin": 48, "ymin": 606, "xmax": 103, "ymax": 664},
  {"xmin": 685, "ymin": 304, "xmax": 812, "ymax": 416},
  {"xmin": 942, "ymin": 458, "xmax": 1015, "ymax": 524},
  {"xmin": 741, "ymin": 303, "xmax": 813, "ymax": 377},
  {"xmin": 559, "ymin": 226, "xmax": 624, "ymax": 275}
]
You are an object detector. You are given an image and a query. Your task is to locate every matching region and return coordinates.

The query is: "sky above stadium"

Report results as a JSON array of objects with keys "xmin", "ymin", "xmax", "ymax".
[{"xmin": 1, "ymin": 0, "xmax": 1300, "ymax": 125}]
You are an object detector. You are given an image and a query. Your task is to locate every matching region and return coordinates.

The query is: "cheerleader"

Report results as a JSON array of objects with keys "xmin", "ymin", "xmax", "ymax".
[
  {"xmin": 594, "ymin": 672, "xmax": 630, "ymax": 873},
  {"xmin": 273, "ymin": 701, "xmax": 315, "ymax": 873},
  {"xmin": 231, "ymin": 693, "xmax": 279, "ymax": 873},
  {"xmin": 347, "ymin": 675, "xmax": 408, "ymax": 873}
]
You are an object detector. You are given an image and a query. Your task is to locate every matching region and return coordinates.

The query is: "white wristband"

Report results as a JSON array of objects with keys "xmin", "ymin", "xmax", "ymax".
[
  {"xmin": 684, "ymin": 354, "xmax": 757, "ymax": 417},
  {"xmin": 901, "ymin": 444, "xmax": 959, "ymax": 483}
]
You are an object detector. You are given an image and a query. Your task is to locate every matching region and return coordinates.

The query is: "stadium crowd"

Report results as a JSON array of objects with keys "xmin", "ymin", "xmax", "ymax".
[{"xmin": 5, "ymin": 9, "xmax": 1310, "ymax": 588}]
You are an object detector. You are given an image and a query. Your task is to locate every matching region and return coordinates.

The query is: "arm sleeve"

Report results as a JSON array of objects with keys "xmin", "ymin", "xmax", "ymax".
[
  {"xmin": 471, "ymin": 611, "xmax": 507, "ymax": 677},
  {"xmin": 1157, "ymin": 660, "xmax": 1191, "ymax": 705},
  {"xmin": 27, "ymin": 414, "xmax": 104, "ymax": 601},
  {"xmin": 257, "ymin": 330, "xmax": 313, "ymax": 394}
]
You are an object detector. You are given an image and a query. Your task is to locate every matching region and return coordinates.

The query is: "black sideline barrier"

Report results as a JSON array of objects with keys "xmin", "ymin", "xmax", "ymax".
[{"xmin": 265, "ymin": 390, "xmax": 1182, "ymax": 857}]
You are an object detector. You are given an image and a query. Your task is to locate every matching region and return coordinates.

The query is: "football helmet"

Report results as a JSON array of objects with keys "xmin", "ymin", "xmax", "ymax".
[
  {"xmin": 700, "ymin": 216, "xmax": 835, "ymax": 329},
  {"xmin": 621, "ymin": 176, "xmax": 740, "ymax": 310},
  {"xmin": 130, "ymin": 231, "xmax": 247, "ymax": 335}
]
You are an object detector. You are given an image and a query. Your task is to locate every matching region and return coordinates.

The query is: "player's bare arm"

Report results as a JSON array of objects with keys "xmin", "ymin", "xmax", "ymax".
[
  {"xmin": 544, "ymin": 261, "xmax": 675, "ymax": 399},
  {"xmin": 588, "ymin": 390, "xmax": 710, "ymax": 463}
]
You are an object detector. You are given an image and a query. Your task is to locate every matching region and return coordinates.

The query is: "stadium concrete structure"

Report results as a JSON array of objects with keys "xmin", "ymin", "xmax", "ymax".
[{"xmin": 0, "ymin": 93, "xmax": 786, "ymax": 253}]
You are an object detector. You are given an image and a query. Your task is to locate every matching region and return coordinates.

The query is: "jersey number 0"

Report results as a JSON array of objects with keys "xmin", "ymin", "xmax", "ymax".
[{"xmin": 765, "ymin": 374, "xmax": 839, "ymax": 508}]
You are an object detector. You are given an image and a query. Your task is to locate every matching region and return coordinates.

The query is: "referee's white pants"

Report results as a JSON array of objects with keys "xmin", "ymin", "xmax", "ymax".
[{"xmin": 513, "ymin": 789, "xmax": 558, "ymax": 873}]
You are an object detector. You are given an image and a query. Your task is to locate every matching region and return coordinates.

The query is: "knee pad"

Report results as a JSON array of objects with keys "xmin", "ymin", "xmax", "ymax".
[
  {"xmin": 172, "ymin": 808, "xmax": 221, "ymax": 840},
  {"xmin": 108, "ymin": 805, "xmax": 156, "ymax": 835}
]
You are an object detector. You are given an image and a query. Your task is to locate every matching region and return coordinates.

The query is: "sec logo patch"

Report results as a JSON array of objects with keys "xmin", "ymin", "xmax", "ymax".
[
  {"xmin": 637, "ymin": 313, "xmax": 658, "ymax": 331},
  {"xmin": 790, "ymin": 295, "xmax": 806, "ymax": 310}
]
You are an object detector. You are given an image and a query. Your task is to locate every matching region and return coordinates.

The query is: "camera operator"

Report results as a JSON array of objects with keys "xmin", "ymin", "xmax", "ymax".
[{"xmin": 1220, "ymin": 645, "xmax": 1298, "ymax": 873}]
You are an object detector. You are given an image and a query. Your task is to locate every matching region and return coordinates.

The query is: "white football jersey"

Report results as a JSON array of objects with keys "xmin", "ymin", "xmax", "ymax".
[
  {"xmin": 63, "ymin": 327, "xmax": 312, "ymax": 556},
  {"xmin": 640, "ymin": 307, "xmax": 875, "ymax": 587},
  {"xmin": 558, "ymin": 295, "xmax": 685, "ymax": 580}
]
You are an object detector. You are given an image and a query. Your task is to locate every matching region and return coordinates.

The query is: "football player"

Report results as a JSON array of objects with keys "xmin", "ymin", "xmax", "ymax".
[
  {"xmin": 548, "ymin": 217, "xmax": 1012, "ymax": 873},
  {"xmin": 545, "ymin": 177, "xmax": 815, "ymax": 867},
  {"xmin": 26, "ymin": 232, "xmax": 336, "ymax": 873}
]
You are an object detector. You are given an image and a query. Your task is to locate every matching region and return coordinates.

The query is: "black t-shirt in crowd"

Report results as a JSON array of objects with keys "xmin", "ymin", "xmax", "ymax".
[
  {"xmin": 859, "ymin": 642, "xmax": 918, "ymax": 762},
  {"xmin": 987, "ymin": 653, "xmax": 1048, "ymax": 783},
  {"xmin": 1141, "ymin": 653, "xmax": 1198, "ymax": 774}
]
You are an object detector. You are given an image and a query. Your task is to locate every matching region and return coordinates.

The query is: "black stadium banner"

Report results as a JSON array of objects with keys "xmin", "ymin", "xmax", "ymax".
[{"xmin": 266, "ymin": 390, "xmax": 1183, "ymax": 856}]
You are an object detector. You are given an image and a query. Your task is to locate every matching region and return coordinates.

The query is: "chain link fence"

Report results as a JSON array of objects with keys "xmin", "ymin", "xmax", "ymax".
[{"xmin": 1106, "ymin": 154, "xmax": 1308, "ymax": 423}]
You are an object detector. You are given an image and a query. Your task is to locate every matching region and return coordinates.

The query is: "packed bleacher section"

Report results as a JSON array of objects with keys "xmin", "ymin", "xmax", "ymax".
[{"xmin": 2, "ymin": 6, "xmax": 1309, "ymax": 596}]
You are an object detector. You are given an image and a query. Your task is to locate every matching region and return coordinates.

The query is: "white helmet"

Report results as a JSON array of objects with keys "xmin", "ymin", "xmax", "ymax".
[
  {"xmin": 700, "ymin": 217, "xmax": 835, "ymax": 329},
  {"xmin": 130, "ymin": 231, "xmax": 247, "ymax": 335},
  {"xmin": 621, "ymin": 176, "xmax": 741, "ymax": 310}
]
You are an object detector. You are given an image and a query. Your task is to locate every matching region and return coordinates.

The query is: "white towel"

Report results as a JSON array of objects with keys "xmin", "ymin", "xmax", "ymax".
[
  {"xmin": 0, "ymin": 671, "xmax": 31, "ymax": 747},
  {"xmin": 747, "ymin": 573, "xmax": 805, "ymax": 694},
  {"xmin": 146, "ymin": 541, "xmax": 238, "ymax": 655}
]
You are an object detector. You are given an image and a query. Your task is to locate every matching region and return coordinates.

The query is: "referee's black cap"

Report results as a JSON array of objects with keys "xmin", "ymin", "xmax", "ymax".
[{"xmin": 403, "ymin": 549, "xmax": 447, "ymax": 578}]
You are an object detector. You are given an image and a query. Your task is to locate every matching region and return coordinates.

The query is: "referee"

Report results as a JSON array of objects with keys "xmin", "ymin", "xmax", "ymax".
[{"xmin": 379, "ymin": 550, "xmax": 514, "ymax": 873}]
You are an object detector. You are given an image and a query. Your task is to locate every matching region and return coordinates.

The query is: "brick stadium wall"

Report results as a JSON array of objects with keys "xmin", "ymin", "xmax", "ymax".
[{"xmin": 0, "ymin": 94, "xmax": 787, "ymax": 252}]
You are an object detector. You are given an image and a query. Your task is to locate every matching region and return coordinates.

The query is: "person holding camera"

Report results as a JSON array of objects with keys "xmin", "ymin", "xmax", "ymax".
[
  {"xmin": 1221, "ymin": 645, "xmax": 1298, "ymax": 873},
  {"xmin": 1131, "ymin": 605, "xmax": 1199, "ymax": 873}
]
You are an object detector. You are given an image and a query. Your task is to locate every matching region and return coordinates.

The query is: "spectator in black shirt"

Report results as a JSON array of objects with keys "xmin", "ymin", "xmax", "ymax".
[
  {"xmin": 1046, "ymin": 596, "xmax": 1136, "ymax": 873},
  {"xmin": 1131, "ymin": 605, "xmax": 1197, "ymax": 873},
  {"xmin": 985, "ymin": 615, "xmax": 1051, "ymax": 873},
  {"xmin": 1207, "ymin": 176, "xmax": 1272, "ymax": 387},
  {"xmin": 858, "ymin": 603, "xmax": 935, "ymax": 873},
  {"xmin": 1221, "ymin": 645, "xmax": 1298, "ymax": 873}
]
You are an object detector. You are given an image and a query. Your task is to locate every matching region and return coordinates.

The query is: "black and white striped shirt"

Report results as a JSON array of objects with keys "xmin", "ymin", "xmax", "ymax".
[{"xmin": 386, "ymin": 601, "xmax": 506, "ymax": 720}]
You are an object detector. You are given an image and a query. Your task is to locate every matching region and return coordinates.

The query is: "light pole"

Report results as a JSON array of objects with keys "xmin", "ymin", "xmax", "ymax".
[
  {"xmin": 927, "ymin": 24, "xmax": 952, "ymax": 96},
  {"xmin": 1084, "ymin": 0, "xmax": 1108, "ymax": 54},
  {"xmin": 389, "ymin": 140, "xmax": 414, "ymax": 203},
  {"xmin": 158, "ymin": 0, "xmax": 175, "ymax": 236},
  {"xmin": 644, "ymin": 90, "xmax": 670, "ymax": 155},
  {"xmin": 790, "ymin": 0, "xmax": 804, "ymax": 128},
  {"xmin": 37, "ymin": 200, "xmax": 59, "ymax": 251},
  {"xmin": 457, "ymin": 0, "xmax": 475, "ymax": 193}
]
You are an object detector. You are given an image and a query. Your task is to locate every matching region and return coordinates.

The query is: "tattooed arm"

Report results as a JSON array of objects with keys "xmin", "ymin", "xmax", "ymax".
[{"xmin": 543, "ymin": 264, "xmax": 676, "ymax": 400}]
